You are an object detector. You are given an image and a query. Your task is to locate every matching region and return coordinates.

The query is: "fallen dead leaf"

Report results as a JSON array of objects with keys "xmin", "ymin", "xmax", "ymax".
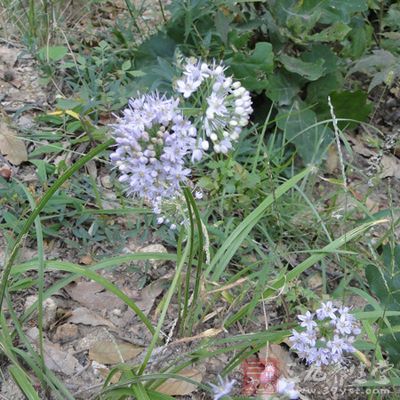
[
  {"xmin": 326, "ymin": 145, "xmax": 338, "ymax": 174},
  {"xmin": 65, "ymin": 281, "xmax": 124, "ymax": 311},
  {"xmin": 366, "ymin": 197, "xmax": 380, "ymax": 213},
  {"xmin": 0, "ymin": 119, "xmax": 27, "ymax": 165},
  {"xmin": 89, "ymin": 340, "xmax": 143, "ymax": 364},
  {"xmin": 307, "ymin": 273, "xmax": 323, "ymax": 292},
  {"xmin": 0, "ymin": 46, "xmax": 18, "ymax": 69},
  {"xmin": 135, "ymin": 278, "xmax": 169, "ymax": 315},
  {"xmin": 348, "ymin": 136, "xmax": 376, "ymax": 157},
  {"xmin": 92, "ymin": 361, "xmax": 121, "ymax": 383},
  {"xmin": 381, "ymin": 155, "xmax": 400, "ymax": 179},
  {"xmin": 67, "ymin": 307, "xmax": 116, "ymax": 328},
  {"xmin": 52, "ymin": 323, "xmax": 79, "ymax": 343},
  {"xmin": 86, "ymin": 159, "xmax": 97, "ymax": 180},
  {"xmin": 174, "ymin": 328, "xmax": 223, "ymax": 344},
  {"xmin": 44, "ymin": 341, "xmax": 79, "ymax": 375},
  {"xmin": 157, "ymin": 367, "xmax": 203, "ymax": 396}
]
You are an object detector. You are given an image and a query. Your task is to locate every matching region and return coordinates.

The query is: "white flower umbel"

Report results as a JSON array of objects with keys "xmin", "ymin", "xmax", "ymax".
[
  {"xmin": 174, "ymin": 58, "xmax": 252, "ymax": 158},
  {"xmin": 276, "ymin": 377, "xmax": 300, "ymax": 399},
  {"xmin": 109, "ymin": 92, "xmax": 197, "ymax": 211},
  {"xmin": 208, "ymin": 375, "xmax": 236, "ymax": 400},
  {"xmin": 289, "ymin": 302, "xmax": 361, "ymax": 366}
]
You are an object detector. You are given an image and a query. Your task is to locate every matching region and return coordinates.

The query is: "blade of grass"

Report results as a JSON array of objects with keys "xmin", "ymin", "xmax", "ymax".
[
  {"xmin": 0, "ymin": 138, "xmax": 113, "ymax": 311},
  {"xmin": 224, "ymin": 219, "xmax": 389, "ymax": 328},
  {"xmin": 8, "ymin": 365, "xmax": 41, "ymax": 400},
  {"xmin": 18, "ymin": 182, "xmax": 45, "ymax": 373},
  {"xmin": 138, "ymin": 228, "xmax": 191, "ymax": 374},
  {"xmin": 207, "ymin": 166, "xmax": 312, "ymax": 281}
]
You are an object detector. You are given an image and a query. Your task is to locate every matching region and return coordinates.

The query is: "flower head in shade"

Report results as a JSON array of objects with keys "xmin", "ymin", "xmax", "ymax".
[
  {"xmin": 289, "ymin": 302, "xmax": 361, "ymax": 366},
  {"xmin": 174, "ymin": 58, "xmax": 252, "ymax": 157},
  {"xmin": 276, "ymin": 377, "xmax": 300, "ymax": 399},
  {"xmin": 109, "ymin": 92, "xmax": 197, "ymax": 210},
  {"xmin": 208, "ymin": 375, "xmax": 236, "ymax": 400}
]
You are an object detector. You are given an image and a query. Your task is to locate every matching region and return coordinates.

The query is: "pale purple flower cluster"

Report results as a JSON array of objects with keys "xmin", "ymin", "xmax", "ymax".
[
  {"xmin": 209, "ymin": 375, "xmax": 236, "ymax": 400},
  {"xmin": 109, "ymin": 92, "xmax": 197, "ymax": 210},
  {"xmin": 290, "ymin": 302, "xmax": 361, "ymax": 366},
  {"xmin": 175, "ymin": 58, "xmax": 253, "ymax": 157}
]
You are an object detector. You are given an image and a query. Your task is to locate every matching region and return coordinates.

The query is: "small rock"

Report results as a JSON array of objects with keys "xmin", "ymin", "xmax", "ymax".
[
  {"xmin": 139, "ymin": 244, "xmax": 168, "ymax": 268},
  {"xmin": 53, "ymin": 323, "xmax": 79, "ymax": 343},
  {"xmin": 43, "ymin": 298, "xmax": 57, "ymax": 330},
  {"xmin": 79, "ymin": 255, "xmax": 93, "ymax": 265},
  {"xmin": 101, "ymin": 175, "xmax": 113, "ymax": 189},
  {"xmin": 3, "ymin": 70, "xmax": 14, "ymax": 82},
  {"xmin": 0, "ymin": 165, "xmax": 12, "ymax": 180},
  {"xmin": 24, "ymin": 295, "xmax": 38, "ymax": 311},
  {"xmin": 26, "ymin": 326, "xmax": 40, "ymax": 343},
  {"xmin": 18, "ymin": 114, "xmax": 34, "ymax": 129}
]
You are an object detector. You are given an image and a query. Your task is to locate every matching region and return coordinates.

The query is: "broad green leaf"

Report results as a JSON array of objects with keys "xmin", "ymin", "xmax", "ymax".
[
  {"xmin": 230, "ymin": 42, "xmax": 274, "ymax": 90},
  {"xmin": 348, "ymin": 49, "xmax": 400, "ymax": 91},
  {"xmin": 214, "ymin": 10, "xmax": 230, "ymax": 44},
  {"xmin": 279, "ymin": 54, "xmax": 324, "ymax": 81},
  {"xmin": 307, "ymin": 22, "xmax": 351, "ymax": 42},
  {"xmin": 38, "ymin": 46, "xmax": 68, "ymax": 62},
  {"xmin": 329, "ymin": 90, "xmax": 373, "ymax": 129},
  {"xmin": 317, "ymin": 0, "xmax": 368, "ymax": 24},
  {"xmin": 347, "ymin": 18, "xmax": 373, "ymax": 59},
  {"xmin": 277, "ymin": 101, "xmax": 333, "ymax": 163},
  {"xmin": 307, "ymin": 72, "xmax": 343, "ymax": 104},
  {"xmin": 266, "ymin": 71, "xmax": 301, "ymax": 106},
  {"xmin": 302, "ymin": 44, "xmax": 339, "ymax": 74}
]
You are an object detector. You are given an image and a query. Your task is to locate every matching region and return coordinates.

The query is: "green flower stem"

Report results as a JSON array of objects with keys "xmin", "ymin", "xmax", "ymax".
[
  {"xmin": 138, "ymin": 227, "xmax": 191, "ymax": 375},
  {"xmin": 0, "ymin": 138, "xmax": 114, "ymax": 312}
]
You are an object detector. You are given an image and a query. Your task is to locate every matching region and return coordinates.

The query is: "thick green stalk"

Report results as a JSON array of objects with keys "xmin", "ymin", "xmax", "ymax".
[{"xmin": 0, "ymin": 139, "xmax": 114, "ymax": 311}]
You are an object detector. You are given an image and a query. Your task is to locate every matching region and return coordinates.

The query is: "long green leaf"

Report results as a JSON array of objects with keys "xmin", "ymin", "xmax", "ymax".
[
  {"xmin": 263, "ymin": 219, "xmax": 389, "ymax": 298},
  {"xmin": 207, "ymin": 167, "xmax": 312, "ymax": 280},
  {"xmin": 0, "ymin": 138, "xmax": 114, "ymax": 310},
  {"xmin": 9, "ymin": 365, "xmax": 41, "ymax": 400},
  {"xmin": 33, "ymin": 260, "xmax": 156, "ymax": 336}
]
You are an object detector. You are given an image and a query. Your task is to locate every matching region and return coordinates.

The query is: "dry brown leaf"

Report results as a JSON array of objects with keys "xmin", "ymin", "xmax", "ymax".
[
  {"xmin": 89, "ymin": 340, "xmax": 143, "ymax": 364},
  {"xmin": 93, "ymin": 361, "xmax": 122, "ymax": 383},
  {"xmin": 0, "ymin": 47, "xmax": 18, "ymax": 69},
  {"xmin": 44, "ymin": 341, "xmax": 79, "ymax": 375},
  {"xmin": 174, "ymin": 328, "xmax": 223, "ymax": 344},
  {"xmin": 381, "ymin": 155, "xmax": 400, "ymax": 179},
  {"xmin": 67, "ymin": 307, "xmax": 116, "ymax": 328},
  {"xmin": 53, "ymin": 323, "xmax": 79, "ymax": 343},
  {"xmin": 0, "ymin": 120, "xmax": 27, "ymax": 165},
  {"xmin": 135, "ymin": 278, "xmax": 169, "ymax": 315},
  {"xmin": 366, "ymin": 197, "xmax": 380, "ymax": 213},
  {"xmin": 326, "ymin": 145, "xmax": 338, "ymax": 173},
  {"xmin": 348, "ymin": 135, "xmax": 375, "ymax": 157},
  {"xmin": 65, "ymin": 281, "xmax": 124, "ymax": 311},
  {"xmin": 157, "ymin": 367, "xmax": 203, "ymax": 396}
]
